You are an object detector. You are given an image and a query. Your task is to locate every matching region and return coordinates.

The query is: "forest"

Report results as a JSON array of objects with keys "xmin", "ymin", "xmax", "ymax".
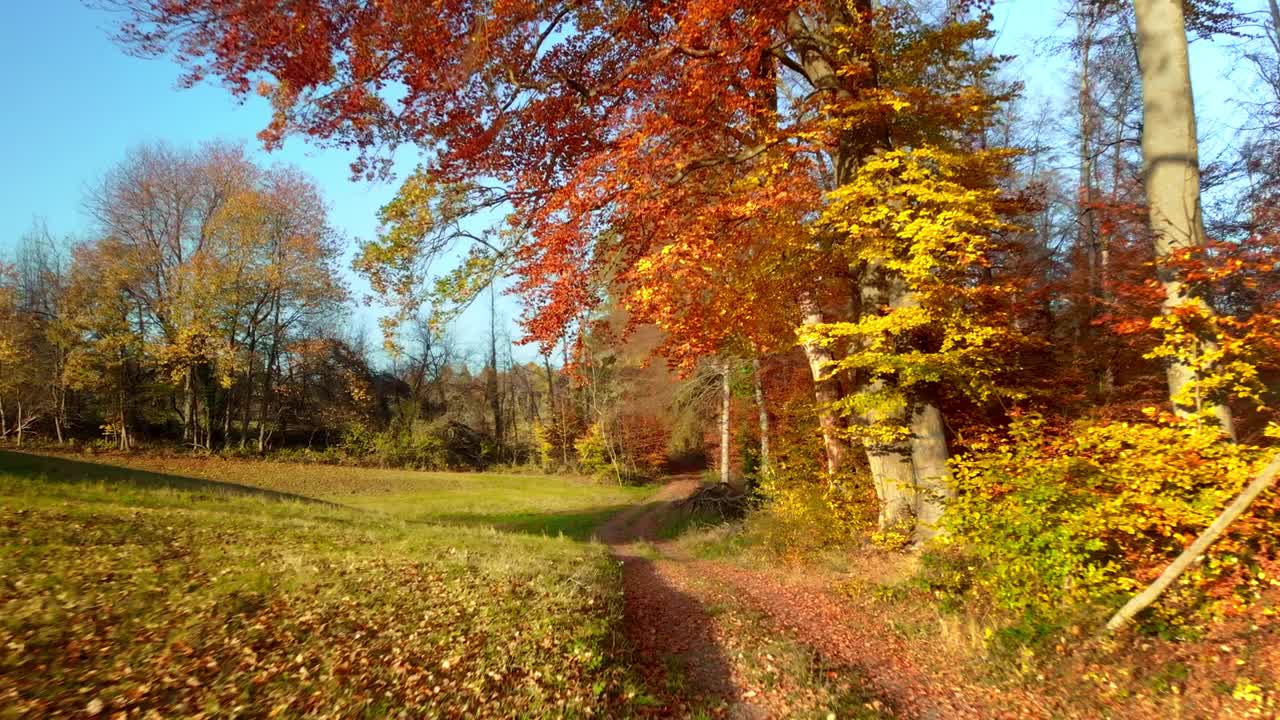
[{"xmin": 3, "ymin": 0, "xmax": 1280, "ymax": 717}]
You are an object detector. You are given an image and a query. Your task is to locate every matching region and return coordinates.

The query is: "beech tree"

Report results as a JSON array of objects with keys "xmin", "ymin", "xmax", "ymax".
[
  {"xmin": 103, "ymin": 0, "xmax": 1023, "ymax": 538},
  {"xmin": 9, "ymin": 143, "xmax": 349, "ymax": 451},
  {"xmin": 60, "ymin": 239, "xmax": 145, "ymax": 450},
  {"xmin": 1133, "ymin": 0, "xmax": 1235, "ymax": 435}
]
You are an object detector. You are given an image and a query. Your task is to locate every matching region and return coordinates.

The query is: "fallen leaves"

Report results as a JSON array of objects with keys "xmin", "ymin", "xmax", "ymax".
[{"xmin": 0, "ymin": 471, "xmax": 647, "ymax": 719}]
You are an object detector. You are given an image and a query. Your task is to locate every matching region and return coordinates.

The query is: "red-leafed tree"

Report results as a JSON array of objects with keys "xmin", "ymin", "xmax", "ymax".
[{"xmin": 105, "ymin": 0, "xmax": 1019, "ymax": 539}]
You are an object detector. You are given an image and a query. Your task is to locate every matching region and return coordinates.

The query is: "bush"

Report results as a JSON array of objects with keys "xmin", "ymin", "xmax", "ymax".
[
  {"xmin": 339, "ymin": 424, "xmax": 378, "ymax": 459},
  {"xmin": 939, "ymin": 415, "xmax": 1278, "ymax": 639},
  {"xmin": 574, "ymin": 423, "xmax": 618, "ymax": 482},
  {"xmin": 744, "ymin": 472, "xmax": 862, "ymax": 559},
  {"xmin": 336, "ymin": 423, "xmax": 448, "ymax": 470},
  {"xmin": 373, "ymin": 430, "xmax": 447, "ymax": 470}
]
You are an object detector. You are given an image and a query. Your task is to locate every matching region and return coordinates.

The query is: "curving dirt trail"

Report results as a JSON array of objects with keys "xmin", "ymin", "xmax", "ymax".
[
  {"xmin": 598, "ymin": 475, "xmax": 760, "ymax": 716},
  {"xmin": 598, "ymin": 477, "xmax": 1076, "ymax": 720}
]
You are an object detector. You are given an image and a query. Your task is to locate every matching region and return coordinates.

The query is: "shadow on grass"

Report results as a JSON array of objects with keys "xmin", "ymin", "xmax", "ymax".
[
  {"xmin": 0, "ymin": 450, "xmax": 337, "ymax": 507},
  {"xmin": 426, "ymin": 505, "xmax": 636, "ymax": 542}
]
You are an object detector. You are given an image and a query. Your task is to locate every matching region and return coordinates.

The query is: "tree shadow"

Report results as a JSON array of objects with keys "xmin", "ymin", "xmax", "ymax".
[
  {"xmin": 598, "ymin": 487, "xmax": 756, "ymax": 716},
  {"xmin": 0, "ymin": 450, "xmax": 339, "ymax": 507},
  {"xmin": 615, "ymin": 552, "xmax": 747, "ymax": 715}
]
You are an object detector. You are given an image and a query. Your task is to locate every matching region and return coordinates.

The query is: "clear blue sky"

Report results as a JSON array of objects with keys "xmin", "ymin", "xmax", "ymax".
[
  {"xmin": 0, "ymin": 2, "xmax": 406, "ymax": 253},
  {"xmin": 0, "ymin": 0, "xmax": 522, "ymax": 364},
  {"xmin": 0, "ymin": 0, "xmax": 1266, "ymax": 362}
]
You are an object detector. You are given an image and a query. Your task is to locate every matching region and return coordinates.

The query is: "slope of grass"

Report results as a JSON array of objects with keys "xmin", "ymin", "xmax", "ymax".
[
  {"xmin": 0, "ymin": 451, "xmax": 653, "ymax": 539},
  {"xmin": 0, "ymin": 450, "xmax": 656, "ymax": 718}
]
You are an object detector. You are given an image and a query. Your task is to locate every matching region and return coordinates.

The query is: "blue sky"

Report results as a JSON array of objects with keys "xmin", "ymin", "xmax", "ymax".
[
  {"xmin": 0, "ymin": 1, "xmax": 519, "ymax": 364},
  {"xmin": 0, "ymin": 0, "xmax": 1269, "ymax": 364}
]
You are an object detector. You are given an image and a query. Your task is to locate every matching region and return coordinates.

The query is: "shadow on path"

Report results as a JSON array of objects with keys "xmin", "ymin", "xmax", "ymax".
[{"xmin": 599, "ymin": 475, "xmax": 765, "ymax": 717}]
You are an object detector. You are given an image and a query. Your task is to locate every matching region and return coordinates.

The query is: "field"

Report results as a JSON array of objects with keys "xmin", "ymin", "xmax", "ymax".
[{"xmin": 0, "ymin": 451, "xmax": 656, "ymax": 718}]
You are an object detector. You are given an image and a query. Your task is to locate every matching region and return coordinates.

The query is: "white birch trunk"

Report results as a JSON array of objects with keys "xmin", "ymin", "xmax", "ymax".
[
  {"xmin": 720, "ymin": 361, "xmax": 732, "ymax": 488},
  {"xmin": 752, "ymin": 357, "xmax": 770, "ymax": 478}
]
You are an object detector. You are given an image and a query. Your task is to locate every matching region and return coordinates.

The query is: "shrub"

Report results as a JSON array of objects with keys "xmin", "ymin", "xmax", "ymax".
[
  {"xmin": 372, "ymin": 429, "xmax": 447, "ymax": 470},
  {"xmin": 574, "ymin": 423, "xmax": 617, "ymax": 482},
  {"xmin": 336, "ymin": 422, "xmax": 448, "ymax": 470},
  {"xmin": 338, "ymin": 424, "xmax": 378, "ymax": 458},
  {"xmin": 746, "ymin": 472, "xmax": 862, "ymax": 559},
  {"xmin": 533, "ymin": 422, "xmax": 555, "ymax": 470},
  {"xmin": 939, "ymin": 415, "xmax": 1279, "ymax": 639}
]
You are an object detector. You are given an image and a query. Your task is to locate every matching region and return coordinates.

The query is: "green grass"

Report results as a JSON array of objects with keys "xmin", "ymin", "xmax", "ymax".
[
  {"xmin": 0, "ymin": 450, "xmax": 657, "ymax": 718},
  {"xmin": 0, "ymin": 451, "xmax": 652, "ymax": 540},
  {"xmin": 334, "ymin": 474, "xmax": 649, "ymax": 541}
]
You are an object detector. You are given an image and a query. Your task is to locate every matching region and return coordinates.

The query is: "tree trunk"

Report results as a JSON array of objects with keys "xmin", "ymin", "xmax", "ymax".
[
  {"xmin": 798, "ymin": 293, "xmax": 848, "ymax": 474},
  {"xmin": 867, "ymin": 441, "xmax": 916, "ymax": 534},
  {"xmin": 1077, "ymin": 12, "xmax": 1105, "ymax": 397},
  {"xmin": 183, "ymin": 365, "xmax": 195, "ymax": 445},
  {"xmin": 857, "ymin": 261, "xmax": 955, "ymax": 542},
  {"xmin": 118, "ymin": 388, "xmax": 130, "ymax": 451},
  {"xmin": 241, "ymin": 354, "xmax": 255, "ymax": 448},
  {"xmin": 15, "ymin": 400, "xmax": 23, "ymax": 448},
  {"xmin": 259, "ymin": 291, "xmax": 281, "ymax": 453},
  {"xmin": 720, "ymin": 361, "xmax": 733, "ymax": 488},
  {"xmin": 50, "ymin": 375, "xmax": 66, "ymax": 445},
  {"xmin": 910, "ymin": 400, "xmax": 953, "ymax": 541},
  {"xmin": 752, "ymin": 356, "xmax": 770, "ymax": 478},
  {"xmin": 789, "ymin": 4, "xmax": 955, "ymax": 541},
  {"xmin": 543, "ymin": 352, "xmax": 568, "ymax": 467},
  {"xmin": 487, "ymin": 286, "xmax": 503, "ymax": 451},
  {"xmin": 1133, "ymin": 0, "xmax": 1234, "ymax": 437},
  {"xmin": 221, "ymin": 386, "xmax": 232, "ymax": 447},
  {"xmin": 1269, "ymin": 0, "xmax": 1280, "ymax": 59}
]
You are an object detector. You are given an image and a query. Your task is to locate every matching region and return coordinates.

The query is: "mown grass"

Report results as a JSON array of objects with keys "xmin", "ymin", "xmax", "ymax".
[
  {"xmin": 0, "ymin": 450, "xmax": 657, "ymax": 718},
  {"xmin": 0, "ymin": 451, "xmax": 652, "ymax": 540}
]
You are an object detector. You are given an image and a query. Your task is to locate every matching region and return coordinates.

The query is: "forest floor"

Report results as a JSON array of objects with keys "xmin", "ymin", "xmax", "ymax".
[
  {"xmin": 603, "ymin": 476, "xmax": 1280, "ymax": 720},
  {"xmin": 1, "ymin": 450, "xmax": 1274, "ymax": 718},
  {"xmin": 0, "ymin": 450, "xmax": 657, "ymax": 718}
]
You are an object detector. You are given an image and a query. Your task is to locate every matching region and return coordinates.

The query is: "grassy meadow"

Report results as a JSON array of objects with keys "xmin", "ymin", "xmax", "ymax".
[{"xmin": 0, "ymin": 451, "xmax": 656, "ymax": 718}]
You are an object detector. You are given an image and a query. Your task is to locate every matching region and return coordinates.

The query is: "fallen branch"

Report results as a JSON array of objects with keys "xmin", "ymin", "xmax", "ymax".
[{"xmin": 1105, "ymin": 451, "xmax": 1280, "ymax": 632}]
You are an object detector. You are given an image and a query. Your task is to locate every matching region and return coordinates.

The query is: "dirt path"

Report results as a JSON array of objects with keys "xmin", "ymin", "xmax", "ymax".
[
  {"xmin": 598, "ymin": 475, "xmax": 756, "ymax": 716},
  {"xmin": 601, "ymin": 476, "xmax": 901, "ymax": 719},
  {"xmin": 596, "ymin": 473, "xmax": 704, "ymax": 547},
  {"xmin": 684, "ymin": 561, "xmax": 1059, "ymax": 720},
  {"xmin": 599, "ymin": 477, "xmax": 1072, "ymax": 720}
]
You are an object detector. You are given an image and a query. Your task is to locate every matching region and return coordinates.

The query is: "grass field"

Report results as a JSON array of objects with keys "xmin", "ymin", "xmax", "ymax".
[{"xmin": 0, "ymin": 450, "xmax": 657, "ymax": 718}]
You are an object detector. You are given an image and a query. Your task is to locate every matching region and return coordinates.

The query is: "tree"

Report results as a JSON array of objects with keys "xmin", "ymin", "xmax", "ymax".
[
  {"xmin": 83, "ymin": 143, "xmax": 345, "ymax": 450},
  {"xmin": 1132, "ymin": 0, "xmax": 1234, "ymax": 435},
  {"xmin": 800, "ymin": 147, "xmax": 1024, "ymax": 539},
  {"xmin": 752, "ymin": 356, "xmax": 771, "ymax": 479},
  {"xmin": 107, "ymin": 0, "xmax": 1016, "ymax": 537},
  {"xmin": 0, "ymin": 264, "xmax": 31, "ymax": 443},
  {"xmin": 3, "ymin": 222, "xmax": 71, "ymax": 444},
  {"xmin": 60, "ymin": 239, "xmax": 146, "ymax": 450},
  {"xmin": 719, "ymin": 360, "xmax": 732, "ymax": 488}
]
